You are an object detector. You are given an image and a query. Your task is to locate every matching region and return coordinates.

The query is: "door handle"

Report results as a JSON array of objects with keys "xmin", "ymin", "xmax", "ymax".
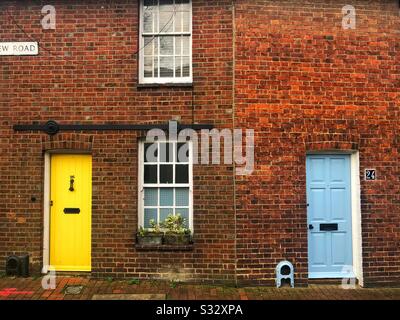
[
  {"xmin": 309, "ymin": 224, "xmax": 314, "ymax": 230},
  {"xmin": 64, "ymin": 208, "xmax": 80, "ymax": 214}
]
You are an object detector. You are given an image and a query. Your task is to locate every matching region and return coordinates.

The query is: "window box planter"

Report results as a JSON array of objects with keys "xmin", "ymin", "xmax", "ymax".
[
  {"xmin": 135, "ymin": 244, "xmax": 194, "ymax": 252},
  {"xmin": 136, "ymin": 233, "xmax": 163, "ymax": 246},
  {"xmin": 163, "ymin": 233, "xmax": 192, "ymax": 245},
  {"xmin": 136, "ymin": 214, "xmax": 193, "ymax": 248}
]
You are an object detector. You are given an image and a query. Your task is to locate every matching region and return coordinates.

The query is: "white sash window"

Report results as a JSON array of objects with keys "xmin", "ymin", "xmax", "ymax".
[
  {"xmin": 139, "ymin": 141, "xmax": 193, "ymax": 230},
  {"xmin": 139, "ymin": 0, "xmax": 192, "ymax": 84}
]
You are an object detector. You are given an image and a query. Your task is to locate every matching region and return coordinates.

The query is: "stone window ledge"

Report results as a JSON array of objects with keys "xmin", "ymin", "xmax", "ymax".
[{"xmin": 135, "ymin": 244, "xmax": 194, "ymax": 252}]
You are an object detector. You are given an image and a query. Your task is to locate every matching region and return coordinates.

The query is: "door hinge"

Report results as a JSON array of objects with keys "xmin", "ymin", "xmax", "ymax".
[{"xmin": 50, "ymin": 200, "xmax": 54, "ymax": 207}]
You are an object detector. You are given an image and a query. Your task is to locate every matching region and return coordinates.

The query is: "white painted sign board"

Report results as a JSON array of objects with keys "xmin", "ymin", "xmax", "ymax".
[{"xmin": 0, "ymin": 42, "xmax": 39, "ymax": 56}]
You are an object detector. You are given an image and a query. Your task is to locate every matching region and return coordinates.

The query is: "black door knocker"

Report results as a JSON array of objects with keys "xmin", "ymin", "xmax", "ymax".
[{"xmin": 69, "ymin": 175, "xmax": 75, "ymax": 192}]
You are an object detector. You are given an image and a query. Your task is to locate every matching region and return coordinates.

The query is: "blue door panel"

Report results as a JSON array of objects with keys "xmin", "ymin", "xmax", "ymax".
[
  {"xmin": 331, "ymin": 188, "xmax": 346, "ymax": 220},
  {"xmin": 331, "ymin": 233, "xmax": 347, "ymax": 265},
  {"xmin": 310, "ymin": 233, "xmax": 327, "ymax": 266},
  {"xmin": 330, "ymin": 158, "xmax": 346, "ymax": 182},
  {"xmin": 309, "ymin": 188, "xmax": 326, "ymax": 221},
  {"xmin": 306, "ymin": 155, "xmax": 353, "ymax": 278}
]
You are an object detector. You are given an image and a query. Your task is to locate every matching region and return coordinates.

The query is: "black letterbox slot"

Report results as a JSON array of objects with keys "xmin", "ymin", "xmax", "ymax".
[
  {"xmin": 320, "ymin": 223, "xmax": 338, "ymax": 231},
  {"xmin": 64, "ymin": 208, "xmax": 80, "ymax": 214}
]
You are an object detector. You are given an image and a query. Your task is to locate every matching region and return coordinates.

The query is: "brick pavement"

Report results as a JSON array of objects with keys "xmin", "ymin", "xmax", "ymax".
[{"xmin": 0, "ymin": 276, "xmax": 399, "ymax": 300}]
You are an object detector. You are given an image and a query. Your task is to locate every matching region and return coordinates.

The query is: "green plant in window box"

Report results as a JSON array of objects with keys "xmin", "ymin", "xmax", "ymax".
[
  {"xmin": 136, "ymin": 219, "xmax": 163, "ymax": 246},
  {"xmin": 161, "ymin": 214, "xmax": 192, "ymax": 245}
]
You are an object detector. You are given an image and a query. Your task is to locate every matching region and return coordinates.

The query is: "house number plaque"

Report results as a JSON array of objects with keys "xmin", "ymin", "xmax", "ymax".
[{"xmin": 365, "ymin": 169, "xmax": 376, "ymax": 181}]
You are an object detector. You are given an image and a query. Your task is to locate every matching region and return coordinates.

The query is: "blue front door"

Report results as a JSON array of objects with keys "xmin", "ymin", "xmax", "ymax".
[{"xmin": 306, "ymin": 155, "xmax": 353, "ymax": 279}]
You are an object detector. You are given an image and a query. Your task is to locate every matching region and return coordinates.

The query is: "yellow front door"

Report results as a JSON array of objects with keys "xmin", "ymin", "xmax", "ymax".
[{"xmin": 50, "ymin": 154, "xmax": 92, "ymax": 272}]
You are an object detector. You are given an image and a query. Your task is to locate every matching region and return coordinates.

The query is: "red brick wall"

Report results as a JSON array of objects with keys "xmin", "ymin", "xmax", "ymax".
[
  {"xmin": 234, "ymin": 0, "xmax": 400, "ymax": 286},
  {"xmin": 0, "ymin": 0, "xmax": 236, "ymax": 283}
]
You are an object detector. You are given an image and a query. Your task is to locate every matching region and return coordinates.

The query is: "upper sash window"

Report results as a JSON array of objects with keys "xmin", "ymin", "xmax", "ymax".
[{"xmin": 139, "ymin": 0, "xmax": 192, "ymax": 84}]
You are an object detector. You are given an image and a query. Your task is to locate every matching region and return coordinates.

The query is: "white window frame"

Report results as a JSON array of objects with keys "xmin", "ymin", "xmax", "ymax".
[
  {"xmin": 138, "ymin": 140, "xmax": 194, "ymax": 231},
  {"xmin": 139, "ymin": 0, "xmax": 193, "ymax": 84}
]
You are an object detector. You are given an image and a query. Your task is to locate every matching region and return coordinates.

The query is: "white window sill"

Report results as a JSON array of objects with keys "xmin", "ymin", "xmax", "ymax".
[{"xmin": 137, "ymin": 82, "xmax": 193, "ymax": 88}]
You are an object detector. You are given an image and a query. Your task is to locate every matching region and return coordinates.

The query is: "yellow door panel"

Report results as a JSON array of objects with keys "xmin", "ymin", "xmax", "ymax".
[{"xmin": 50, "ymin": 154, "xmax": 92, "ymax": 272}]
